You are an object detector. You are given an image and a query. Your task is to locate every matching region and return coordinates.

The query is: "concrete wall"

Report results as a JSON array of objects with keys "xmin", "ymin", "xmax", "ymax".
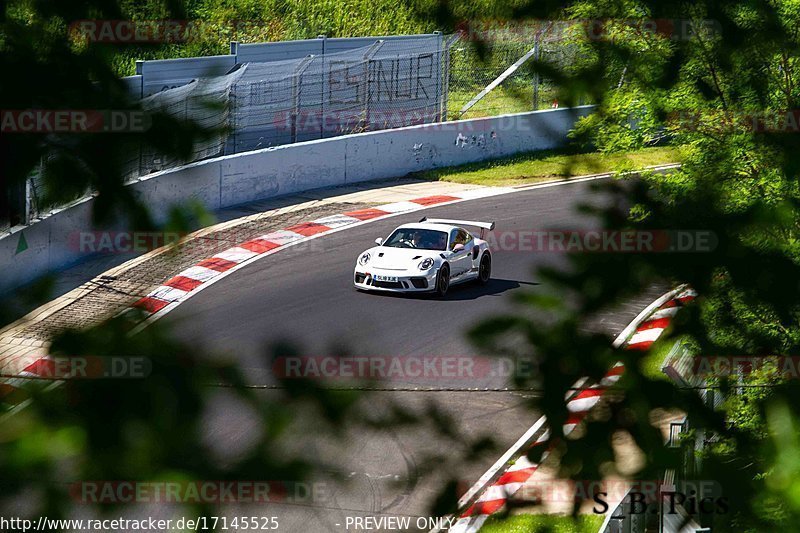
[{"xmin": 1, "ymin": 106, "xmax": 593, "ymax": 294}]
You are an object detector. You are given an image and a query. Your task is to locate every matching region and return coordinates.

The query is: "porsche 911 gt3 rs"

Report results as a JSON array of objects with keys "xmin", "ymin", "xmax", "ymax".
[{"xmin": 353, "ymin": 217, "xmax": 494, "ymax": 296}]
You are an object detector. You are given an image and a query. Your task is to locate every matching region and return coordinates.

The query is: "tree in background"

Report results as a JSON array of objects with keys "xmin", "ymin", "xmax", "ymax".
[
  {"xmin": 0, "ymin": 0, "xmax": 495, "ymax": 527},
  {"xmin": 7, "ymin": 0, "xmax": 800, "ymax": 531},
  {"xmin": 431, "ymin": 0, "xmax": 800, "ymax": 530}
]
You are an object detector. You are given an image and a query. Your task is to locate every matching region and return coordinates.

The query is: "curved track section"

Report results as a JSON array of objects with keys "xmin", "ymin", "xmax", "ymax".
[
  {"xmin": 162, "ymin": 179, "xmax": 659, "ymax": 532},
  {"xmin": 167, "ymin": 181, "xmax": 620, "ymax": 378}
]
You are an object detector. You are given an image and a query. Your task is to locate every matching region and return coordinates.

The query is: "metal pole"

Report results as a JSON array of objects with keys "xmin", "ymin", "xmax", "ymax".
[
  {"xmin": 318, "ymin": 35, "xmax": 326, "ymax": 139},
  {"xmin": 291, "ymin": 56, "xmax": 315, "ymax": 144},
  {"xmin": 433, "ymin": 31, "xmax": 442, "ymax": 122},
  {"xmin": 533, "ymin": 22, "xmax": 554, "ymax": 110},
  {"xmin": 362, "ymin": 40, "xmax": 384, "ymax": 131},
  {"xmin": 441, "ymin": 33, "xmax": 459, "ymax": 121},
  {"xmin": 532, "ymin": 31, "xmax": 541, "ymax": 110},
  {"xmin": 135, "ymin": 60, "xmax": 144, "ymax": 99},
  {"xmin": 230, "ymin": 41, "xmax": 239, "ymax": 63},
  {"xmin": 617, "ymin": 64, "xmax": 628, "ymax": 89}
]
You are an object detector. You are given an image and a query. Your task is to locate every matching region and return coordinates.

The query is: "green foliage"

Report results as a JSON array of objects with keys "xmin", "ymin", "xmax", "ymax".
[
  {"xmin": 8, "ymin": 0, "xmax": 800, "ymax": 530},
  {"xmin": 1, "ymin": 0, "xmax": 504, "ymax": 526},
  {"xmin": 463, "ymin": 0, "xmax": 800, "ymax": 530},
  {"xmin": 480, "ymin": 513, "xmax": 604, "ymax": 533},
  {"xmin": 1, "ymin": 0, "xmax": 219, "ymax": 228},
  {"xmin": 109, "ymin": 0, "xmax": 438, "ymax": 75},
  {"xmin": 570, "ymin": 86, "xmax": 663, "ymax": 152}
]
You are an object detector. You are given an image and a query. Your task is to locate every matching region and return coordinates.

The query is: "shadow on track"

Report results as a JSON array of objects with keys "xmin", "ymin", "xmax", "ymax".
[
  {"xmin": 357, "ymin": 278, "xmax": 538, "ymax": 301},
  {"xmin": 441, "ymin": 278, "xmax": 539, "ymax": 301}
]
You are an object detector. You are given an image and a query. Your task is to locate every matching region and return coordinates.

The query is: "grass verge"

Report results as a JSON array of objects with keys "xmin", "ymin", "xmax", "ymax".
[
  {"xmin": 639, "ymin": 336, "xmax": 688, "ymax": 381},
  {"xmin": 480, "ymin": 513, "xmax": 605, "ymax": 533},
  {"xmin": 415, "ymin": 146, "xmax": 682, "ymax": 187},
  {"xmin": 448, "ymin": 85, "xmax": 562, "ymax": 118}
]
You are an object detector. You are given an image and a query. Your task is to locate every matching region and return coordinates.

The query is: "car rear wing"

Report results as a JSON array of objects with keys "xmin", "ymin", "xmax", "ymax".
[{"xmin": 419, "ymin": 217, "xmax": 495, "ymax": 238}]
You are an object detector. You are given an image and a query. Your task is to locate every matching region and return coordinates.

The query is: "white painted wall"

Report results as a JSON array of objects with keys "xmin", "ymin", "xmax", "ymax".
[{"xmin": 1, "ymin": 106, "xmax": 594, "ymax": 294}]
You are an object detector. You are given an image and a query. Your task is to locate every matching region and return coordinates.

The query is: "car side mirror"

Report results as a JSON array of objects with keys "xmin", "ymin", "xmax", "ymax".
[
  {"xmin": 375, "ymin": 237, "xmax": 383, "ymax": 245},
  {"xmin": 453, "ymin": 243, "xmax": 465, "ymax": 252}
]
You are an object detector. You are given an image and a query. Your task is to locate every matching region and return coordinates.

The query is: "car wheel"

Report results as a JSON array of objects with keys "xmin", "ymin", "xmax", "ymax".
[
  {"xmin": 435, "ymin": 264, "xmax": 450, "ymax": 297},
  {"xmin": 478, "ymin": 253, "xmax": 491, "ymax": 285}
]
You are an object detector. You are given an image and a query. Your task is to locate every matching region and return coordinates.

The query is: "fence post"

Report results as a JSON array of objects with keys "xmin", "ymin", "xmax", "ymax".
[
  {"xmin": 361, "ymin": 40, "xmax": 384, "ymax": 131},
  {"xmin": 28, "ymin": 160, "xmax": 41, "ymax": 223},
  {"xmin": 441, "ymin": 34, "xmax": 459, "ymax": 122},
  {"xmin": 532, "ymin": 29, "xmax": 541, "ymax": 110},
  {"xmin": 230, "ymin": 41, "xmax": 239, "ymax": 63},
  {"xmin": 318, "ymin": 35, "xmax": 327, "ymax": 139},
  {"xmin": 135, "ymin": 60, "xmax": 144, "ymax": 97},
  {"xmin": 24, "ymin": 177, "xmax": 32, "ymax": 225},
  {"xmin": 434, "ymin": 31, "xmax": 442, "ymax": 122},
  {"xmin": 291, "ymin": 56, "xmax": 315, "ymax": 143}
]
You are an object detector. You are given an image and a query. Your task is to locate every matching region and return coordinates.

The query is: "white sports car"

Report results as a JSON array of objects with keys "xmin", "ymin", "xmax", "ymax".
[{"xmin": 353, "ymin": 217, "xmax": 494, "ymax": 296}]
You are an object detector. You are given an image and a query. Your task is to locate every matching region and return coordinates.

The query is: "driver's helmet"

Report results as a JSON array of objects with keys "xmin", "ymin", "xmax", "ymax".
[
  {"xmin": 412, "ymin": 231, "xmax": 423, "ymax": 246},
  {"xmin": 437, "ymin": 233, "xmax": 447, "ymax": 249}
]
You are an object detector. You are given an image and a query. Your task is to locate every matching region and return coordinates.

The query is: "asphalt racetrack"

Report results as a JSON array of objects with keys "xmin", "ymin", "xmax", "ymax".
[{"xmin": 160, "ymin": 178, "xmax": 662, "ymax": 532}]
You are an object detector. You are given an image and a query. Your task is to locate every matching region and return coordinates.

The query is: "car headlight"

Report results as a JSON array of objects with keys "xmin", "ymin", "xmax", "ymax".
[
  {"xmin": 418, "ymin": 257, "xmax": 434, "ymax": 270},
  {"xmin": 359, "ymin": 252, "xmax": 371, "ymax": 266}
]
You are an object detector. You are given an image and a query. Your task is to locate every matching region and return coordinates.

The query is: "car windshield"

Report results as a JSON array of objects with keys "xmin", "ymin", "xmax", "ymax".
[{"xmin": 383, "ymin": 228, "xmax": 448, "ymax": 250}]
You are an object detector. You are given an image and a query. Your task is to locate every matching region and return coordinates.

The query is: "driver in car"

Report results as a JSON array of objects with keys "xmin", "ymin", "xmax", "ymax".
[
  {"xmin": 411, "ymin": 231, "xmax": 424, "ymax": 248},
  {"xmin": 411, "ymin": 230, "xmax": 445, "ymax": 250}
]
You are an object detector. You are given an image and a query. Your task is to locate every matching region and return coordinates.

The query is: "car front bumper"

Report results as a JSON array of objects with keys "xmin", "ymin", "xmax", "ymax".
[{"xmin": 353, "ymin": 267, "xmax": 438, "ymax": 293}]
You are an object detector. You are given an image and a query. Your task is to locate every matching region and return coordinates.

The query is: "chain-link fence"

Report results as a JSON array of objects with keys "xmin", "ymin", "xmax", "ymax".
[
  {"xmin": 124, "ymin": 39, "xmax": 447, "ymax": 178},
  {"xmin": 128, "ymin": 66, "xmax": 247, "ymax": 179},
  {"xmin": 446, "ymin": 23, "xmax": 580, "ymax": 119},
  {"xmin": 228, "ymin": 38, "xmax": 446, "ymax": 153}
]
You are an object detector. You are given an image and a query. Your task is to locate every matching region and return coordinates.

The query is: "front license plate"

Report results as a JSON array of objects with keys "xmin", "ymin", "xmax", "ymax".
[{"xmin": 374, "ymin": 275, "xmax": 398, "ymax": 282}]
